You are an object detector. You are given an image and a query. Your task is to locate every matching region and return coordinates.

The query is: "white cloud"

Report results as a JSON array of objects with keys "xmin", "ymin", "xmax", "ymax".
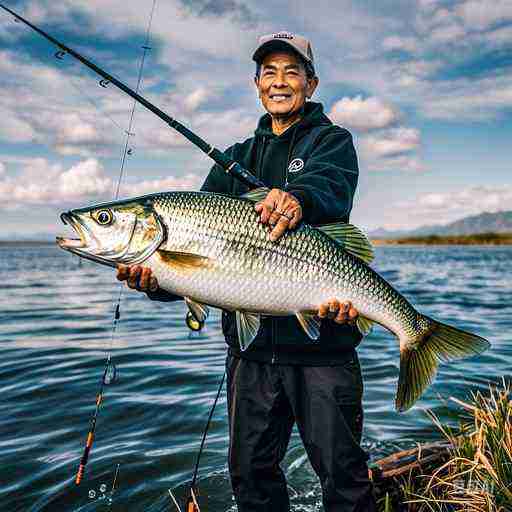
[
  {"xmin": 122, "ymin": 174, "xmax": 202, "ymax": 196},
  {"xmin": 355, "ymin": 126, "xmax": 424, "ymax": 173},
  {"xmin": 382, "ymin": 35, "xmax": 418, "ymax": 53},
  {"xmin": 184, "ymin": 87, "xmax": 213, "ymax": 112},
  {"xmin": 0, "ymin": 162, "xmax": 5, "ymax": 176},
  {"xmin": 455, "ymin": 0, "xmax": 512, "ymax": 31},
  {"xmin": 420, "ymin": 73, "xmax": 512, "ymax": 120},
  {"xmin": 328, "ymin": 96, "xmax": 400, "ymax": 133},
  {"xmin": 360, "ymin": 127, "xmax": 421, "ymax": 158},
  {"xmin": 0, "ymin": 157, "xmax": 204, "ymax": 209},
  {"xmin": 393, "ymin": 184, "xmax": 512, "ymax": 227}
]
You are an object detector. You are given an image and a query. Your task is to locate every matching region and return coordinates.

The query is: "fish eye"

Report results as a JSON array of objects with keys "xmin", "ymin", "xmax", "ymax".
[{"xmin": 95, "ymin": 209, "xmax": 113, "ymax": 226}]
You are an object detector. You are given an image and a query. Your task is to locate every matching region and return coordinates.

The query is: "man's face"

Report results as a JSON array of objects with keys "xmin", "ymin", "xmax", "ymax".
[{"xmin": 255, "ymin": 52, "xmax": 318, "ymax": 119}]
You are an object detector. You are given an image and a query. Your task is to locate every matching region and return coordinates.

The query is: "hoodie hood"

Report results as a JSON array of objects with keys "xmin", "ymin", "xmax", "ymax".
[{"xmin": 254, "ymin": 101, "xmax": 331, "ymax": 140}]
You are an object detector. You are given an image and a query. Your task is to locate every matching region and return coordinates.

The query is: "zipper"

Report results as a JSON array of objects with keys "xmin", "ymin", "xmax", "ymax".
[{"xmin": 271, "ymin": 318, "xmax": 277, "ymax": 364}]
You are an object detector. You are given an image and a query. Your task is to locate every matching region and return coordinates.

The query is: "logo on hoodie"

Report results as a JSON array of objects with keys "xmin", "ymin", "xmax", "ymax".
[{"xmin": 288, "ymin": 158, "xmax": 304, "ymax": 173}]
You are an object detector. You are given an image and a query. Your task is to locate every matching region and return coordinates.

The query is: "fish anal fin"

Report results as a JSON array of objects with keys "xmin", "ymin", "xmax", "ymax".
[
  {"xmin": 316, "ymin": 223, "xmax": 374, "ymax": 264},
  {"xmin": 356, "ymin": 315, "xmax": 374, "ymax": 336},
  {"xmin": 157, "ymin": 250, "xmax": 211, "ymax": 271},
  {"xmin": 236, "ymin": 311, "xmax": 261, "ymax": 351},
  {"xmin": 296, "ymin": 311, "xmax": 321, "ymax": 341},
  {"xmin": 184, "ymin": 297, "xmax": 209, "ymax": 323}
]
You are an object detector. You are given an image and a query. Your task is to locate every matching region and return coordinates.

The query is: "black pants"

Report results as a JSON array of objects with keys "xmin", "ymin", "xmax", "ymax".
[{"xmin": 226, "ymin": 354, "xmax": 377, "ymax": 512}]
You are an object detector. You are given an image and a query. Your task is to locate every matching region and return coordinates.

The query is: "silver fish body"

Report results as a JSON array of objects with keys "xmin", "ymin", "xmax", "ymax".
[
  {"xmin": 57, "ymin": 189, "xmax": 490, "ymax": 411},
  {"xmin": 150, "ymin": 192, "xmax": 407, "ymax": 333}
]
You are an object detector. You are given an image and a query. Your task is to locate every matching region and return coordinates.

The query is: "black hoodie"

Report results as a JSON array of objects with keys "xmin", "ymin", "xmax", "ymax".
[{"xmin": 152, "ymin": 101, "xmax": 362, "ymax": 365}]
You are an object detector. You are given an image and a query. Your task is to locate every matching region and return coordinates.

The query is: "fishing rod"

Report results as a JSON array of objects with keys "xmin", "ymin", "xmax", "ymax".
[{"xmin": 0, "ymin": 2, "xmax": 265, "ymax": 190}]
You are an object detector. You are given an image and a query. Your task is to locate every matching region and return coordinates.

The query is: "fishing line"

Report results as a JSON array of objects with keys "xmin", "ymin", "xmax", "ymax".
[
  {"xmin": 75, "ymin": 0, "xmax": 158, "ymax": 485},
  {"xmin": 188, "ymin": 371, "xmax": 226, "ymax": 496},
  {"xmin": 67, "ymin": 75, "xmax": 126, "ymax": 133}
]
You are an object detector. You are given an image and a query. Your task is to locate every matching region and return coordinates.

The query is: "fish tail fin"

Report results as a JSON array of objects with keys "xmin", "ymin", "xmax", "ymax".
[{"xmin": 396, "ymin": 316, "xmax": 490, "ymax": 412}]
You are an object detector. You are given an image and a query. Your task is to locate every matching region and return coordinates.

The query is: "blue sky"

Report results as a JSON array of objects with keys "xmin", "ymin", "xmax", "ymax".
[{"xmin": 0, "ymin": 0, "xmax": 511, "ymax": 238}]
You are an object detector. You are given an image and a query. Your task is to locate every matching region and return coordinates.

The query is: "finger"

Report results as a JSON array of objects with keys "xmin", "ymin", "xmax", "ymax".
[
  {"xmin": 116, "ymin": 264, "xmax": 129, "ymax": 281},
  {"xmin": 268, "ymin": 209, "xmax": 283, "ymax": 227},
  {"xmin": 127, "ymin": 265, "xmax": 141, "ymax": 289},
  {"xmin": 327, "ymin": 298, "xmax": 340, "ymax": 319},
  {"xmin": 149, "ymin": 276, "xmax": 159, "ymax": 292},
  {"xmin": 348, "ymin": 307, "xmax": 359, "ymax": 320},
  {"xmin": 329, "ymin": 298, "xmax": 340, "ymax": 314},
  {"xmin": 259, "ymin": 192, "xmax": 278, "ymax": 224},
  {"xmin": 287, "ymin": 204, "xmax": 302, "ymax": 229},
  {"xmin": 334, "ymin": 307, "xmax": 349, "ymax": 324},
  {"xmin": 334, "ymin": 301, "xmax": 350, "ymax": 323},
  {"xmin": 269, "ymin": 216, "xmax": 290, "ymax": 242},
  {"xmin": 318, "ymin": 302, "xmax": 329, "ymax": 318},
  {"xmin": 139, "ymin": 267, "xmax": 152, "ymax": 291}
]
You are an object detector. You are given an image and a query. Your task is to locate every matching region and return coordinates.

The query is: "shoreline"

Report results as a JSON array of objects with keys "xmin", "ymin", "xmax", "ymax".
[{"xmin": 371, "ymin": 232, "xmax": 512, "ymax": 246}]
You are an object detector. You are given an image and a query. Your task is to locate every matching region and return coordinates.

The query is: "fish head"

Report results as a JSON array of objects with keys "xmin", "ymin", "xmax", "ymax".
[{"xmin": 57, "ymin": 196, "xmax": 165, "ymax": 267}]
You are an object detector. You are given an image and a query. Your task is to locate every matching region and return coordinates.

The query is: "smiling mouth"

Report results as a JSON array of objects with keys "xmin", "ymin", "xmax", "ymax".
[{"xmin": 269, "ymin": 94, "xmax": 292, "ymax": 101}]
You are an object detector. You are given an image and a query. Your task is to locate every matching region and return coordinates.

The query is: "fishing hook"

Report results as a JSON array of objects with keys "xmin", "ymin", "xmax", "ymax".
[
  {"xmin": 55, "ymin": 50, "xmax": 66, "ymax": 60},
  {"xmin": 99, "ymin": 79, "xmax": 110, "ymax": 88}
]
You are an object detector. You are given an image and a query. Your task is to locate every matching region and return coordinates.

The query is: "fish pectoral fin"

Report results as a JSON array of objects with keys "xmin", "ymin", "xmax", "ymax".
[
  {"xmin": 296, "ymin": 311, "xmax": 321, "ymax": 341},
  {"xmin": 184, "ymin": 297, "xmax": 209, "ymax": 323},
  {"xmin": 235, "ymin": 311, "xmax": 261, "ymax": 351},
  {"xmin": 157, "ymin": 250, "xmax": 211, "ymax": 270},
  {"xmin": 241, "ymin": 187, "xmax": 271, "ymax": 203},
  {"xmin": 315, "ymin": 223, "xmax": 374, "ymax": 264},
  {"xmin": 356, "ymin": 315, "xmax": 374, "ymax": 336}
]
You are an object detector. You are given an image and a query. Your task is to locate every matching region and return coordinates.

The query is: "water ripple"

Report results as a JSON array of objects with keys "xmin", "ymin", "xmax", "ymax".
[{"xmin": 0, "ymin": 244, "xmax": 510, "ymax": 511}]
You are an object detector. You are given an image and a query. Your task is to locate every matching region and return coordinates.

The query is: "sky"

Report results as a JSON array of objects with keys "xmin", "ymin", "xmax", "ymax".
[{"xmin": 0, "ymin": 0, "xmax": 511, "ymax": 238}]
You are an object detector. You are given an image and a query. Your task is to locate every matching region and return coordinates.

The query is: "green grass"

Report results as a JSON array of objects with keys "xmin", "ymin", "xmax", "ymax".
[{"xmin": 378, "ymin": 379, "xmax": 512, "ymax": 511}]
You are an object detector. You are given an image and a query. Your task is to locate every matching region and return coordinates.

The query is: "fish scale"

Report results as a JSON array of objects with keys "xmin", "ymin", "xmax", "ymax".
[{"xmin": 149, "ymin": 192, "xmax": 414, "ymax": 332}]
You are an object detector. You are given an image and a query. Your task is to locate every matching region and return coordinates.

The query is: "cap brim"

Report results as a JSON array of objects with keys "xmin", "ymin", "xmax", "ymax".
[{"xmin": 252, "ymin": 40, "xmax": 306, "ymax": 64}]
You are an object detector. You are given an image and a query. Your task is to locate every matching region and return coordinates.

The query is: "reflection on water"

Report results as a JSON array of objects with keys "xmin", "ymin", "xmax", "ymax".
[{"xmin": 0, "ymin": 244, "xmax": 510, "ymax": 511}]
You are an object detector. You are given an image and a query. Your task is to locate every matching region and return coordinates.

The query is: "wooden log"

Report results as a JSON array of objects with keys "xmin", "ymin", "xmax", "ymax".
[{"xmin": 369, "ymin": 439, "xmax": 455, "ymax": 508}]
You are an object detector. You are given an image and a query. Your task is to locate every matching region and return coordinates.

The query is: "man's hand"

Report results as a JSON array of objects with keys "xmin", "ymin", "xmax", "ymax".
[
  {"xmin": 116, "ymin": 264, "xmax": 159, "ymax": 293},
  {"xmin": 318, "ymin": 299, "xmax": 359, "ymax": 325},
  {"xmin": 255, "ymin": 188, "xmax": 302, "ymax": 242}
]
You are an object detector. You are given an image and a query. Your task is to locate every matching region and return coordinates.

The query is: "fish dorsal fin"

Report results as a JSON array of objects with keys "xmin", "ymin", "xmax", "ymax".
[
  {"xmin": 157, "ymin": 250, "xmax": 211, "ymax": 271},
  {"xmin": 296, "ymin": 311, "xmax": 321, "ymax": 341},
  {"xmin": 235, "ymin": 311, "xmax": 261, "ymax": 351},
  {"xmin": 184, "ymin": 297, "xmax": 209, "ymax": 323},
  {"xmin": 316, "ymin": 222, "xmax": 374, "ymax": 264},
  {"xmin": 356, "ymin": 315, "xmax": 374, "ymax": 336},
  {"xmin": 241, "ymin": 187, "xmax": 271, "ymax": 203}
]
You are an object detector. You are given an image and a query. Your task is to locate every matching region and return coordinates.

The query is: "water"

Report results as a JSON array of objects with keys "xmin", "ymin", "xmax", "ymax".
[{"xmin": 1, "ymin": 244, "xmax": 510, "ymax": 511}]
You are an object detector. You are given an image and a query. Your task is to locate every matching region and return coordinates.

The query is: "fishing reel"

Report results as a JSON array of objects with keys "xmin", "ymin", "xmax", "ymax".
[{"xmin": 186, "ymin": 311, "xmax": 204, "ymax": 332}]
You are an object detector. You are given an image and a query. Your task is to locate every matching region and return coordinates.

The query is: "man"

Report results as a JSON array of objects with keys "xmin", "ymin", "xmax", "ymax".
[{"xmin": 118, "ymin": 32, "xmax": 376, "ymax": 511}]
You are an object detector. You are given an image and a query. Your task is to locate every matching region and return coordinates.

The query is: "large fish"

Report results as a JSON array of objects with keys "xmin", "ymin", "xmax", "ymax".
[{"xmin": 57, "ymin": 188, "xmax": 490, "ymax": 411}]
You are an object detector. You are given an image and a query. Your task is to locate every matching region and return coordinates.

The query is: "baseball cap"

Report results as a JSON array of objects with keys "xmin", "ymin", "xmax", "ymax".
[{"xmin": 252, "ymin": 31, "xmax": 315, "ymax": 75}]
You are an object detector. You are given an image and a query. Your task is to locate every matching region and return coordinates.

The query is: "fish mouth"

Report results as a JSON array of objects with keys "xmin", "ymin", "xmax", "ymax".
[
  {"xmin": 56, "ymin": 212, "xmax": 87, "ymax": 250},
  {"xmin": 56, "ymin": 211, "xmax": 118, "ymax": 268}
]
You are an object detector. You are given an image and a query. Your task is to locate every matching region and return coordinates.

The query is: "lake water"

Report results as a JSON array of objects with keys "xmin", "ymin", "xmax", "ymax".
[{"xmin": 0, "ymin": 244, "xmax": 510, "ymax": 511}]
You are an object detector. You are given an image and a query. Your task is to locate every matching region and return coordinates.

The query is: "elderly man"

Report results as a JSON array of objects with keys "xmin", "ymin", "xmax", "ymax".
[{"xmin": 118, "ymin": 32, "xmax": 376, "ymax": 512}]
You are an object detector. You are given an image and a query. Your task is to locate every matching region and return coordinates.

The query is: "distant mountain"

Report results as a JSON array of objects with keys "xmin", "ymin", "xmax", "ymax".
[{"xmin": 369, "ymin": 210, "xmax": 512, "ymax": 239}]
